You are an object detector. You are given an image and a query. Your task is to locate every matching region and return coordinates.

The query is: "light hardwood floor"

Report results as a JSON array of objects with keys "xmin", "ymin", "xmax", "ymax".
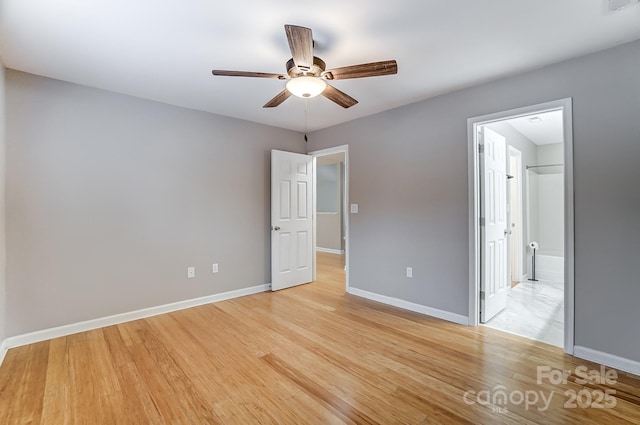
[{"xmin": 1, "ymin": 252, "xmax": 639, "ymax": 424}]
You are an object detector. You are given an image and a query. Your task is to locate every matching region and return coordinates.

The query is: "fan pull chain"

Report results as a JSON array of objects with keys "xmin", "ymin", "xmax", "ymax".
[{"xmin": 304, "ymin": 98, "xmax": 309, "ymax": 142}]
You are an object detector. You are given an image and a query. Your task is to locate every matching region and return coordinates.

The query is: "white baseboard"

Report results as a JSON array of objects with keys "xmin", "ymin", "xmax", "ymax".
[
  {"xmin": 316, "ymin": 247, "xmax": 344, "ymax": 255},
  {"xmin": 1, "ymin": 284, "xmax": 271, "ymax": 357},
  {"xmin": 574, "ymin": 346, "xmax": 640, "ymax": 376},
  {"xmin": 0, "ymin": 339, "xmax": 8, "ymax": 366},
  {"xmin": 347, "ymin": 287, "xmax": 469, "ymax": 326}
]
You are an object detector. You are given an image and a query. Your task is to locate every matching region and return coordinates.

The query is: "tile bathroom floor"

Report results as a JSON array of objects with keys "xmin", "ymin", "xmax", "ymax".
[{"xmin": 484, "ymin": 279, "xmax": 564, "ymax": 347}]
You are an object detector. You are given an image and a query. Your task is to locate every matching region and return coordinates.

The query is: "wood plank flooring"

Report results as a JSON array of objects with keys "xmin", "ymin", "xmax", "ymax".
[{"xmin": 1, "ymin": 252, "xmax": 639, "ymax": 424}]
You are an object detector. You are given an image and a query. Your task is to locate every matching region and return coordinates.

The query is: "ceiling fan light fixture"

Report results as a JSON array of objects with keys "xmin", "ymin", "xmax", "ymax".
[
  {"xmin": 286, "ymin": 76, "xmax": 327, "ymax": 98},
  {"xmin": 212, "ymin": 25, "xmax": 396, "ymax": 108}
]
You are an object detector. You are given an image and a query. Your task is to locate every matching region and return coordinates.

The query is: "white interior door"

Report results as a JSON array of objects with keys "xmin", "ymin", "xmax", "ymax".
[
  {"xmin": 271, "ymin": 150, "xmax": 314, "ymax": 291},
  {"xmin": 481, "ymin": 127, "xmax": 509, "ymax": 322}
]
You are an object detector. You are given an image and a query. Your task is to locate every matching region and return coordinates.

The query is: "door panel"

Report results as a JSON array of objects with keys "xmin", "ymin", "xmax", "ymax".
[
  {"xmin": 481, "ymin": 127, "xmax": 509, "ymax": 322},
  {"xmin": 279, "ymin": 181, "xmax": 291, "ymax": 219},
  {"xmin": 297, "ymin": 182, "xmax": 308, "ymax": 218},
  {"xmin": 271, "ymin": 150, "xmax": 314, "ymax": 290}
]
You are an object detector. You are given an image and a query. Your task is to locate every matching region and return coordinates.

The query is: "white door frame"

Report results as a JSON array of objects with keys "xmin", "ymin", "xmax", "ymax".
[
  {"xmin": 507, "ymin": 146, "xmax": 523, "ymax": 283},
  {"xmin": 467, "ymin": 98, "xmax": 575, "ymax": 354},
  {"xmin": 308, "ymin": 144, "xmax": 350, "ymax": 290}
]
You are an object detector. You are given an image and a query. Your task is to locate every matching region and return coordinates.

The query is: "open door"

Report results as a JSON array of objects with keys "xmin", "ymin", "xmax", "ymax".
[
  {"xmin": 271, "ymin": 150, "xmax": 314, "ymax": 291},
  {"xmin": 480, "ymin": 127, "xmax": 509, "ymax": 322}
]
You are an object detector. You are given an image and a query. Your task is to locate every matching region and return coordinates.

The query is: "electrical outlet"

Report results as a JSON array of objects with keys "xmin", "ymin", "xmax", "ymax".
[
  {"xmin": 212, "ymin": 263, "xmax": 218, "ymax": 273},
  {"xmin": 187, "ymin": 266, "xmax": 195, "ymax": 278},
  {"xmin": 406, "ymin": 267, "xmax": 413, "ymax": 278}
]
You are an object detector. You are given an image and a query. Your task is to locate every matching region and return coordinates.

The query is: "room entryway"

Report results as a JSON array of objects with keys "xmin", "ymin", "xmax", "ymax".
[
  {"xmin": 310, "ymin": 145, "xmax": 349, "ymax": 291},
  {"xmin": 468, "ymin": 99, "xmax": 574, "ymax": 353}
]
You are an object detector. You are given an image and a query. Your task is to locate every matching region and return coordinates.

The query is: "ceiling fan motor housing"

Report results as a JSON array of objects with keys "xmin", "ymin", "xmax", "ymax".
[{"xmin": 286, "ymin": 56, "xmax": 327, "ymax": 78}]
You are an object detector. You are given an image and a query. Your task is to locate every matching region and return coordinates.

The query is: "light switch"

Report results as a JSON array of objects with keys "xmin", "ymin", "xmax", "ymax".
[{"xmin": 350, "ymin": 204, "xmax": 359, "ymax": 214}]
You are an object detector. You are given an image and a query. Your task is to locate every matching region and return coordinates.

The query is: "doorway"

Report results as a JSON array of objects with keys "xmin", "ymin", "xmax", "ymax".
[
  {"xmin": 467, "ymin": 99, "xmax": 574, "ymax": 354},
  {"xmin": 310, "ymin": 145, "xmax": 349, "ymax": 292}
]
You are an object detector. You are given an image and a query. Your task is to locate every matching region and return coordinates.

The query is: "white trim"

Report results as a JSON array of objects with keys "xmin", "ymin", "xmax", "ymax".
[
  {"xmin": 308, "ymin": 144, "xmax": 350, "ymax": 291},
  {"xmin": 467, "ymin": 98, "xmax": 575, "ymax": 355},
  {"xmin": 0, "ymin": 339, "xmax": 9, "ymax": 365},
  {"xmin": 1, "ymin": 284, "xmax": 270, "ymax": 354},
  {"xmin": 468, "ymin": 119, "xmax": 480, "ymax": 326},
  {"xmin": 312, "ymin": 155, "xmax": 317, "ymax": 283},
  {"xmin": 574, "ymin": 346, "xmax": 640, "ymax": 376},
  {"xmin": 315, "ymin": 247, "xmax": 344, "ymax": 255},
  {"xmin": 348, "ymin": 287, "xmax": 469, "ymax": 326},
  {"xmin": 562, "ymin": 99, "xmax": 575, "ymax": 355}
]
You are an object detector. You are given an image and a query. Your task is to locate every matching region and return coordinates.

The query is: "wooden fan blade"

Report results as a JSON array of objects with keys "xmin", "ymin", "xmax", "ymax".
[
  {"xmin": 322, "ymin": 84, "xmax": 358, "ymax": 108},
  {"xmin": 263, "ymin": 89, "xmax": 292, "ymax": 108},
  {"xmin": 212, "ymin": 70, "xmax": 287, "ymax": 79},
  {"xmin": 284, "ymin": 24, "xmax": 313, "ymax": 71},
  {"xmin": 323, "ymin": 60, "xmax": 397, "ymax": 80}
]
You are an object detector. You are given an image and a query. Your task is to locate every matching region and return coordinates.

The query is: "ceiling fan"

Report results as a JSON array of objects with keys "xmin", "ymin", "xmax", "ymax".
[{"xmin": 212, "ymin": 24, "xmax": 398, "ymax": 109}]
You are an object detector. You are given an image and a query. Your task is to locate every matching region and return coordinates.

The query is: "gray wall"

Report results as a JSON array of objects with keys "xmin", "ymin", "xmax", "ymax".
[
  {"xmin": 308, "ymin": 40, "xmax": 640, "ymax": 362},
  {"xmin": 317, "ymin": 163, "xmax": 340, "ymax": 212},
  {"xmin": 317, "ymin": 213, "xmax": 342, "ymax": 251},
  {"xmin": 0, "ymin": 64, "xmax": 6, "ymax": 343},
  {"xmin": 317, "ymin": 163, "xmax": 343, "ymax": 251},
  {"xmin": 5, "ymin": 70, "xmax": 304, "ymax": 336}
]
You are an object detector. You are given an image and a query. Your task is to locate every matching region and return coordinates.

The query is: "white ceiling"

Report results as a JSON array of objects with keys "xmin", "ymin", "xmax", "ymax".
[
  {"xmin": 1, "ymin": 1, "xmax": 639, "ymax": 132},
  {"xmin": 507, "ymin": 110, "xmax": 564, "ymax": 146}
]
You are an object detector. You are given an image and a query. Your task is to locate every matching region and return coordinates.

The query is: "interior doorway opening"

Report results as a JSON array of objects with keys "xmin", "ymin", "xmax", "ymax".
[
  {"xmin": 468, "ymin": 99, "xmax": 574, "ymax": 354},
  {"xmin": 310, "ymin": 145, "xmax": 349, "ymax": 292}
]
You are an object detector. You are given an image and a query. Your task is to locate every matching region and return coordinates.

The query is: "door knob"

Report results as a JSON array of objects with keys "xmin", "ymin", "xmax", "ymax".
[{"xmin": 273, "ymin": 226, "xmax": 281, "ymax": 231}]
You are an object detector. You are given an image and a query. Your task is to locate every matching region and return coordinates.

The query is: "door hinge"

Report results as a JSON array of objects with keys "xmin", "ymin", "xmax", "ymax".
[
  {"xmin": 480, "ymin": 291, "xmax": 485, "ymax": 301},
  {"xmin": 478, "ymin": 143, "xmax": 484, "ymax": 154},
  {"xmin": 479, "ymin": 217, "xmax": 485, "ymax": 226}
]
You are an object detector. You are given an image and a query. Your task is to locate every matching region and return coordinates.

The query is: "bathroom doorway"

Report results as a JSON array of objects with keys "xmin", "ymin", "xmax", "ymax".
[{"xmin": 468, "ymin": 99, "xmax": 574, "ymax": 352}]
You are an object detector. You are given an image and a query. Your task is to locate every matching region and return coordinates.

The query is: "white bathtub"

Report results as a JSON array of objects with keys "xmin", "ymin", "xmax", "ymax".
[{"xmin": 532, "ymin": 254, "xmax": 564, "ymax": 282}]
